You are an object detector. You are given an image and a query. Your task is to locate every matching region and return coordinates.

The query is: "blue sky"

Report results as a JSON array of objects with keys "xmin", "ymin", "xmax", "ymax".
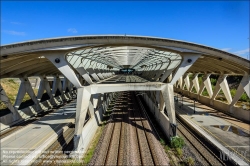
[{"xmin": 1, "ymin": 1, "xmax": 249, "ymax": 59}]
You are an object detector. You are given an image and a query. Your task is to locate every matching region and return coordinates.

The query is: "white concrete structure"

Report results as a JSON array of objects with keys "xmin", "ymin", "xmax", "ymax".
[{"xmin": 1, "ymin": 35, "xmax": 249, "ymax": 153}]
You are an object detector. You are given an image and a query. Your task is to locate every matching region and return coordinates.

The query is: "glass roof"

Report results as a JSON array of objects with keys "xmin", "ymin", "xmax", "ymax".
[{"xmin": 66, "ymin": 46, "xmax": 182, "ymax": 72}]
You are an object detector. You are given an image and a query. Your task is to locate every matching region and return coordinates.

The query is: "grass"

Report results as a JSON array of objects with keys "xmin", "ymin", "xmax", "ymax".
[
  {"xmin": 170, "ymin": 136, "xmax": 185, "ymax": 149},
  {"xmin": 82, "ymin": 123, "xmax": 105, "ymax": 165},
  {"xmin": 0, "ymin": 78, "xmax": 38, "ymax": 110},
  {"xmin": 175, "ymin": 148, "xmax": 183, "ymax": 157},
  {"xmin": 66, "ymin": 98, "xmax": 116, "ymax": 166},
  {"xmin": 160, "ymin": 138, "xmax": 166, "ymax": 145},
  {"xmin": 65, "ymin": 121, "xmax": 107, "ymax": 166},
  {"xmin": 185, "ymin": 157, "xmax": 195, "ymax": 166}
]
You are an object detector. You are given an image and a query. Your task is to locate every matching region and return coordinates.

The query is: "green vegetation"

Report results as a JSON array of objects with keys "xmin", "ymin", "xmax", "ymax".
[
  {"xmin": 160, "ymin": 138, "xmax": 166, "ymax": 146},
  {"xmin": 210, "ymin": 78, "xmax": 217, "ymax": 86},
  {"xmin": 66, "ymin": 96, "xmax": 117, "ymax": 166},
  {"xmin": 230, "ymin": 89, "xmax": 249, "ymax": 102},
  {"xmin": 195, "ymin": 75, "xmax": 250, "ymax": 108},
  {"xmin": 185, "ymin": 157, "xmax": 195, "ymax": 166},
  {"xmin": 0, "ymin": 78, "xmax": 38, "ymax": 110},
  {"xmin": 170, "ymin": 136, "xmax": 185, "ymax": 149},
  {"xmin": 82, "ymin": 123, "xmax": 105, "ymax": 165},
  {"xmin": 191, "ymin": 87, "xmax": 197, "ymax": 93},
  {"xmin": 175, "ymin": 147, "xmax": 183, "ymax": 157}
]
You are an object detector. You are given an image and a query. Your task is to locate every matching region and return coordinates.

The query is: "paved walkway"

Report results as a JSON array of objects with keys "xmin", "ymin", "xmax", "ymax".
[
  {"xmin": 0, "ymin": 101, "xmax": 76, "ymax": 166},
  {"xmin": 174, "ymin": 93, "xmax": 250, "ymax": 164}
]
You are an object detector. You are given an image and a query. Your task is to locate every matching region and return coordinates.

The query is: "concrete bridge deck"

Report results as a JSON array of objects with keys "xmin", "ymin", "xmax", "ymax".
[{"xmin": 0, "ymin": 101, "xmax": 76, "ymax": 166}]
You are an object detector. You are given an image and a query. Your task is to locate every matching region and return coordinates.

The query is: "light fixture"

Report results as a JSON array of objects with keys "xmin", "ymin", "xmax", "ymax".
[{"xmin": 55, "ymin": 58, "xmax": 60, "ymax": 63}]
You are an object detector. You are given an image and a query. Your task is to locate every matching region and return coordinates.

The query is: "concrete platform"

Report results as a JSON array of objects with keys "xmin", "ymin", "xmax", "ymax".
[
  {"xmin": 175, "ymin": 94, "xmax": 250, "ymax": 165},
  {"xmin": 0, "ymin": 101, "xmax": 76, "ymax": 166}
]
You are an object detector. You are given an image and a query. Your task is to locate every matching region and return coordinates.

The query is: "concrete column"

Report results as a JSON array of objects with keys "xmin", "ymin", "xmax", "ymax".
[
  {"xmin": 211, "ymin": 75, "xmax": 232, "ymax": 105},
  {"xmin": 52, "ymin": 76, "xmax": 60, "ymax": 96},
  {"xmin": 74, "ymin": 87, "xmax": 91, "ymax": 151},
  {"xmin": 62, "ymin": 77, "xmax": 68, "ymax": 92},
  {"xmin": 230, "ymin": 75, "xmax": 250, "ymax": 111},
  {"xmin": 62, "ymin": 77, "xmax": 70, "ymax": 101},
  {"xmin": 183, "ymin": 73, "xmax": 190, "ymax": 90},
  {"xmin": 44, "ymin": 78, "xmax": 54, "ymax": 103},
  {"xmin": 170, "ymin": 53, "xmax": 201, "ymax": 85},
  {"xmin": 37, "ymin": 76, "xmax": 46, "ymax": 101},
  {"xmin": 219, "ymin": 76, "xmax": 232, "ymax": 104},
  {"xmin": 178, "ymin": 76, "xmax": 183, "ymax": 89},
  {"xmin": 192, "ymin": 73, "xmax": 200, "ymax": 93},
  {"xmin": 198, "ymin": 74, "xmax": 213, "ymax": 99},
  {"xmin": 37, "ymin": 76, "xmax": 57, "ymax": 106},
  {"xmin": 161, "ymin": 84, "xmax": 176, "ymax": 137},
  {"xmin": 211, "ymin": 75, "xmax": 222, "ymax": 102},
  {"xmin": 189, "ymin": 75, "xmax": 194, "ymax": 92},
  {"xmin": 50, "ymin": 76, "xmax": 63, "ymax": 104},
  {"xmin": 34, "ymin": 77, "xmax": 41, "ymax": 89},
  {"xmin": 14, "ymin": 77, "xmax": 42, "ymax": 112},
  {"xmin": 204, "ymin": 74, "xmax": 213, "ymax": 98},
  {"xmin": 14, "ymin": 80, "xmax": 26, "ymax": 110},
  {"xmin": 0, "ymin": 84, "xmax": 20, "ymax": 119}
]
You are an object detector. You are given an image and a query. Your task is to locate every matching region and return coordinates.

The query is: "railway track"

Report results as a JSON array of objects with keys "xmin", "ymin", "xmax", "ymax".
[
  {"xmin": 176, "ymin": 114, "xmax": 232, "ymax": 166},
  {"xmin": 89, "ymin": 91, "xmax": 169, "ymax": 165}
]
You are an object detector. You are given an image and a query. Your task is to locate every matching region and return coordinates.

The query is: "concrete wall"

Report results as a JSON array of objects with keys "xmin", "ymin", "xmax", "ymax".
[
  {"xmin": 175, "ymin": 88, "xmax": 250, "ymax": 122},
  {"xmin": 141, "ymin": 93, "xmax": 171, "ymax": 140},
  {"xmin": 78, "ymin": 92, "xmax": 115, "ymax": 156}
]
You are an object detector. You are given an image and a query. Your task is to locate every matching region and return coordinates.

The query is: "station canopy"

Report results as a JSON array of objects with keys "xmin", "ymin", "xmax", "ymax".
[{"xmin": 0, "ymin": 35, "xmax": 249, "ymax": 79}]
